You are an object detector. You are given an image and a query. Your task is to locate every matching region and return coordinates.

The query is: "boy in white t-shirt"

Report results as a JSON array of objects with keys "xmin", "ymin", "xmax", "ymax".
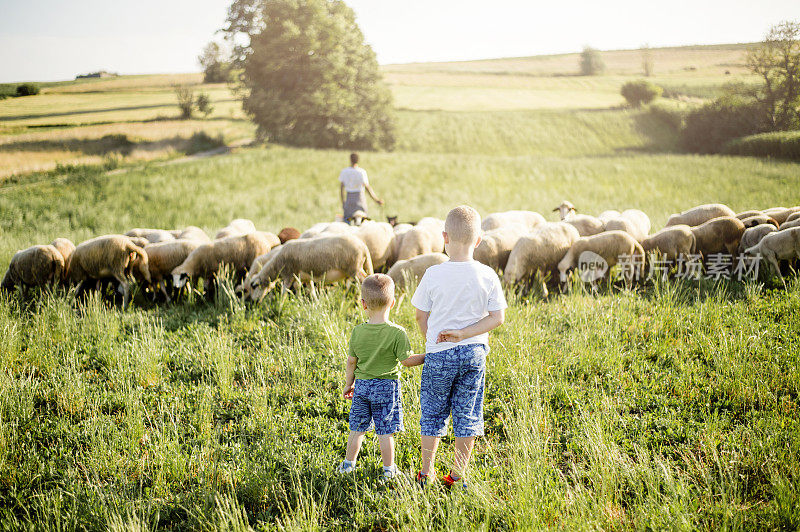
[{"xmin": 410, "ymin": 205, "xmax": 507, "ymax": 488}]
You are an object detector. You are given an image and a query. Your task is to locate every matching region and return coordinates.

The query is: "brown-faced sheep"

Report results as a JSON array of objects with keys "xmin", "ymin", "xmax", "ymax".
[
  {"xmin": 278, "ymin": 227, "xmax": 301, "ymax": 244},
  {"xmin": 762, "ymin": 206, "xmax": 800, "ymax": 225},
  {"xmin": 1, "ymin": 245, "xmax": 66, "ymax": 294},
  {"xmin": 482, "ymin": 211, "xmax": 545, "ymax": 231},
  {"xmin": 141, "ymin": 240, "xmax": 202, "ymax": 301},
  {"xmin": 125, "ymin": 228, "xmax": 176, "ymax": 243},
  {"xmin": 395, "ymin": 218, "xmax": 445, "ymax": 261},
  {"xmin": 665, "ymin": 203, "xmax": 736, "ymax": 227},
  {"xmin": 744, "ymin": 227, "xmax": 800, "ymax": 278},
  {"xmin": 557, "ymin": 231, "xmax": 645, "ymax": 287},
  {"xmin": 504, "ymin": 222, "xmax": 581, "ymax": 297},
  {"xmin": 387, "ymin": 253, "xmax": 449, "ymax": 290},
  {"xmin": 690, "ymin": 216, "xmax": 745, "ymax": 257},
  {"xmin": 67, "ymin": 235, "xmax": 151, "ymax": 309},
  {"xmin": 642, "ymin": 225, "xmax": 695, "ymax": 261},
  {"xmin": 474, "ymin": 224, "xmax": 527, "ymax": 271},
  {"xmin": 171, "ymin": 232, "xmax": 280, "ymax": 291},
  {"xmin": 739, "ymin": 215, "xmax": 779, "ymax": 229},
  {"xmin": 738, "ymin": 224, "xmax": 777, "ymax": 254},
  {"xmin": 215, "ymin": 219, "xmax": 257, "ymax": 240},
  {"xmin": 246, "ymin": 234, "xmax": 373, "ymax": 300}
]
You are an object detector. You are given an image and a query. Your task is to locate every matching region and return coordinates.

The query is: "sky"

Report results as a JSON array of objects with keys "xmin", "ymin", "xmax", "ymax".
[{"xmin": 1, "ymin": 0, "xmax": 799, "ymax": 83}]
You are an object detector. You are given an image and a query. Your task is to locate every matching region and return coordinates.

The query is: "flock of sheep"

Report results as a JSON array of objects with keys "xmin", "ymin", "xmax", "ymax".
[{"xmin": 3, "ymin": 201, "xmax": 800, "ymax": 308}]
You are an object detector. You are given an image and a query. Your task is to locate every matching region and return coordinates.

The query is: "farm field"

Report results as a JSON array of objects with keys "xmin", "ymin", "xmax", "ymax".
[{"xmin": 1, "ymin": 43, "xmax": 800, "ymax": 529}]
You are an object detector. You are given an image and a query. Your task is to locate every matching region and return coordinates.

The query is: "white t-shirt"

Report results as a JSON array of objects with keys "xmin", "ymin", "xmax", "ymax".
[
  {"xmin": 411, "ymin": 260, "xmax": 508, "ymax": 354},
  {"xmin": 338, "ymin": 166, "xmax": 369, "ymax": 192}
]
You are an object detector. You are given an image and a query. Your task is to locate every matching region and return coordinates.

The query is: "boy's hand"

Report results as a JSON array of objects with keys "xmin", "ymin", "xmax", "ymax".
[
  {"xmin": 343, "ymin": 384, "xmax": 354, "ymax": 400},
  {"xmin": 437, "ymin": 328, "xmax": 466, "ymax": 343}
]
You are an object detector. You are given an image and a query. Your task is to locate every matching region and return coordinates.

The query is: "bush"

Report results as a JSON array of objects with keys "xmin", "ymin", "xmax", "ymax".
[
  {"xmin": 195, "ymin": 93, "xmax": 213, "ymax": 118},
  {"xmin": 15, "ymin": 83, "xmax": 40, "ymax": 96},
  {"xmin": 175, "ymin": 86, "xmax": 194, "ymax": 119},
  {"xmin": 621, "ymin": 80, "xmax": 662, "ymax": 108},
  {"xmin": 646, "ymin": 103, "xmax": 685, "ymax": 133},
  {"xmin": 680, "ymin": 95, "xmax": 768, "ymax": 154},
  {"xmin": 722, "ymin": 131, "xmax": 800, "ymax": 160},
  {"xmin": 580, "ymin": 47, "xmax": 605, "ymax": 76}
]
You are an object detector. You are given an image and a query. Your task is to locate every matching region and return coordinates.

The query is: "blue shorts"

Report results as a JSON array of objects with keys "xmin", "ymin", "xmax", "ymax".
[
  {"xmin": 420, "ymin": 344, "xmax": 487, "ymax": 438},
  {"xmin": 349, "ymin": 379, "xmax": 403, "ymax": 435}
]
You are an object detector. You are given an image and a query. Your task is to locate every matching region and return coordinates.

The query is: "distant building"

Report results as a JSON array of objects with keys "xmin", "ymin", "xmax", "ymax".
[{"xmin": 76, "ymin": 71, "xmax": 118, "ymax": 79}]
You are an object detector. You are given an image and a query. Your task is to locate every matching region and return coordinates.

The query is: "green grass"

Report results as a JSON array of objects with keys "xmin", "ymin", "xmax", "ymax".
[{"xmin": 1, "ymin": 43, "xmax": 800, "ymax": 529}]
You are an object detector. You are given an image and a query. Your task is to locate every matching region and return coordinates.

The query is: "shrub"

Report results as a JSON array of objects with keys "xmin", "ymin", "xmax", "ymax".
[
  {"xmin": 580, "ymin": 47, "xmax": 605, "ymax": 76},
  {"xmin": 175, "ymin": 86, "xmax": 194, "ymax": 119},
  {"xmin": 621, "ymin": 80, "xmax": 662, "ymax": 108},
  {"xmin": 680, "ymin": 95, "xmax": 768, "ymax": 154},
  {"xmin": 15, "ymin": 83, "xmax": 40, "ymax": 96},
  {"xmin": 722, "ymin": 131, "xmax": 800, "ymax": 160},
  {"xmin": 647, "ymin": 103, "xmax": 685, "ymax": 133},
  {"xmin": 195, "ymin": 93, "xmax": 214, "ymax": 118}
]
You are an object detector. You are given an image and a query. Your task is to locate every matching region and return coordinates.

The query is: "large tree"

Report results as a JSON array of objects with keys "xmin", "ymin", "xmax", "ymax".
[
  {"xmin": 223, "ymin": 0, "xmax": 395, "ymax": 150},
  {"xmin": 746, "ymin": 20, "xmax": 800, "ymax": 131}
]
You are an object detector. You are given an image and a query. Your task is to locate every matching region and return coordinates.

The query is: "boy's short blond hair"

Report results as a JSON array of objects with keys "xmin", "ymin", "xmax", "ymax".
[
  {"xmin": 361, "ymin": 273, "xmax": 395, "ymax": 309},
  {"xmin": 445, "ymin": 205, "xmax": 482, "ymax": 245}
]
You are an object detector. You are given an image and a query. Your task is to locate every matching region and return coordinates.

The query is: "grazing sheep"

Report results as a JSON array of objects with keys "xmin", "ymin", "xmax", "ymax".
[
  {"xmin": 744, "ymin": 227, "xmax": 800, "ymax": 278},
  {"xmin": 1, "ymin": 245, "xmax": 66, "ymax": 293},
  {"xmin": 762, "ymin": 206, "xmax": 800, "ymax": 225},
  {"xmin": 482, "ymin": 210, "xmax": 545, "ymax": 231},
  {"xmin": 738, "ymin": 224, "xmax": 777, "ymax": 254},
  {"xmin": 177, "ymin": 226, "xmax": 212, "ymax": 243},
  {"xmin": 125, "ymin": 228, "xmax": 176, "ymax": 244},
  {"xmin": 620, "ymin": 209, "xmax": 651, "ymax": 241},
  {"xmin": 557, "ymin": 231, "xmax": 645, "ymax": 286},
  {"xmin": 786, "ymin": 212, "xmax": 800, "ymax": 225},
  {"xmin": 642, "ymin": 225, "xmax": 696, "ymax": 261},
  {"xmin": 390, "ymin": 223, "xmax": 414, "ymax": 262},
  {"xmin": 278, "ymin": 227, "xmax": 301, "ymax": 244},
  {"xmin": 353, "ymin": 221, "xmax": 396, "ymax": 270},
  {"xmin": 780, "ymin": 218, "xmax": 800, "ymax": 231},
  {"xmin": 246, "ymin": 234, "xmax": 373, "ymax": 300},
  {"xmin": 67, "ymin": 235, "xmax": 151, "ymax": 309},
  {"xmin": 603, "ymin": 217, "xmax": 640, "ymax": 240},
  {"xmin": 395, "ymin": 218, "xmax": 445, "ymax": 261},
  {"xmin": 128, "ymin": 236, "xmax": 151, "ymax": 248},
  {"xmin": 299, "ymin": 222, "xmax": 353, "ymax": 239},
  {"xmin": 504, "ymin": 222, "xmax": 581, "ymax": 296},
  {"xmin": 735, "ymin": 210, "xmax": 764, "ymax": 220},
  {"xmin": 236, "ymin": 247, "xmax": 283, "ymax": 300},
  {"xmin": 665, "ymin": 203, "xmax": 736, "ymax": 227},
  {"xmin": 141, "ymin": 240, "xmax": 202, "ymax": 301},
  {"xmin": 690, "ymin": 216, "xmax": 745, "ymax": 257},
  {"xmin": 387, "ymin": 253, "xmax": 449, "ymax": 290},
  {"xmin": 597, "ymin": 210, "xmax": 621, "ymax": 225},
  {"xmin": 50, "ymin": 238, "xmax": 76, "ymax": 265},
  {"xmin": 474, "ymin": 224, "xmax": 528, "ymax": 271},
  {"xmin": 739, "ymin": 214, "xmax": 779, "ymax": 229},
  {"xmin": 172, "ymin": 232, "xmax": 280, "ymax": 291},
  {"xmin": 215, "ymin": 219, "xmax": 257, "ymax": 239}
]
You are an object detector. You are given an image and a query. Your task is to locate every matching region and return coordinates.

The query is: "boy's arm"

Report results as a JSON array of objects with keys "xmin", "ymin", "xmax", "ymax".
[
  {"xmin": 343, "ymin": 356, "xmax": 357, "ymax": 399},
  {"xmin": 437, "ymin": 309, "xmax": 505, "ymax": 344},
  {"xmin": 401, "ymin": 353, "xmax": 425, "ymax": 367},
  {"xmin": 415, "ymin": 308, "xmax": 430, "ymax": 338}
]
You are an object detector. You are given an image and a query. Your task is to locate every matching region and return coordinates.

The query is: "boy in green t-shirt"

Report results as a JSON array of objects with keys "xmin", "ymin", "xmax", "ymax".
[{"xmin": 338, "ymin": 274, "xmax": 425, "ymax": 479}]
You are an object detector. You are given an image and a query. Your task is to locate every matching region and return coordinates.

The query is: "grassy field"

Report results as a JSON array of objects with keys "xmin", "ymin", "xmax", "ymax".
[{"xmin": 1, "ymin": 43, "xmax": 800, "ymax": 529}]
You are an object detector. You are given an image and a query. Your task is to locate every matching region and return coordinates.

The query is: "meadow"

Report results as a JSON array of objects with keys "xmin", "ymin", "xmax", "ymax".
[{"xmin": 0, "ymin": 44, "xmax": 799, "ymax": 530}]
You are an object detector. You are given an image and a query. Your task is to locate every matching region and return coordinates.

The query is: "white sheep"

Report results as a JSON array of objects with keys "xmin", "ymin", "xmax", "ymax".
[
  {"xmin": 642, "ymin": 225, "xmax": 695, "ymax": 261},
  {"xmin": 620, "ymin": 209, "xmax": 651, "ymax": 240},
  {"xmin": 735, "ymin": 210, "xmax": 764, "ymax": 220},
  {"xmin": 387, "ymin": 253, "xmax": 449, "ymax": 290},
  {"xmin": 691, "ymin": 216, "xmax": 745, "ymax": 257},
  {"xmin": 215, "ymin": 219, "xmax": 257, "ymax": 240},
  {"xmin": 482, "ymin": 210, "xmax": 545, "ymax": 231},
  {"xmin": 172, "ymin": 232, "xmax": 280, "ymax": 291},
  {"xmin": 744, "ymin": 227, "xmax": 800, "ymax": 278},
  {"xmin": 395, "ymin": 218, "xmax": 445, "ymax": 261},
  {"xmin": 780, "ymin": 218, "xmax": 800, "ymax": 231},
  {"xmin": 352, "ymin": 221, "xmax": 396, "ymax": 270},
  {"xmin": 474, "ymin": 224, "xmax": 528, "ymax": 271},
  {"xmin": 141, "ymin": 240, "xmax": 203, "ymax": 301},
  {"xmin": 597, "ymin": 210, "xmax": 621, "ymax": 225},
  {"xmin": 762, "ymin": 206, "xmax": 800, "ymax": 225},
  {"xmin": 738, "ymin": 224, "xmax": 777, "ymax": 254},
  {"xmin": 1, "ymin": 245, "xmax": 66, "ymax": 294},
  {"xmin": 557, "ymin": 230, "xmax": 645, "ymax": 287},
  {"xmin": 67, "ymin": 235, "xmax": 151, "ymax": 309},
  {"xmin": 125, "ymin": 228, "xmax": 176, "ymax": 244},
  {"xmin": 503, "ymin": 222, "xmax": 581, "ymax": 296},
  {"xmin": 246, "ymin": 234, "xmax": 373, "ymax": 300},
  {"xmin": 739, "ymin": 214, "xmax": 779, "ymax": 229},
  {"xmin": 786, "ymin": 212, "xmax": 800, "ymax": 225},
  {"xmin": 236, "ymin": 246, "xmax": 284, "ymax": 300},
  {"xmin": 665, "ymin": 203, "xmax": 736, "ymax": 227},
  {"xmin": 177, "ymin": 226, "xmax": 212, "ymax": 243},
  {"xmin": 50, "ymin": 238, "xmax": 76, "ymax": 267},
  {"xmin": 552, "ymin": 201, "xmax": 604, "ymax": 236}
]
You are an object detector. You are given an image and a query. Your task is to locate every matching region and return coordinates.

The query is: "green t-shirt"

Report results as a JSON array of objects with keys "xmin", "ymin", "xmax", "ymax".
[{"xmin": 348, "ymin": 322, "xmax": 412, "ymax": 380}]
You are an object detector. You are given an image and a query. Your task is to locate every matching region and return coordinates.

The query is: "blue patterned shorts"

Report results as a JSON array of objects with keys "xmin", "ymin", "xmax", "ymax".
[
  {"xmin": 349, "ymin": 379, "xmax": 404, "ymax": 435},
  {"xmin": 420, "ymin": 344, "xmax": 487, "ymax": 438}
]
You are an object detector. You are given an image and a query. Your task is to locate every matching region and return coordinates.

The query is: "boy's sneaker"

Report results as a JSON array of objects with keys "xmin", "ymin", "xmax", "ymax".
[
  {"xmin": 383, "ymin": 465, "xmax": 398, "ymax": 479},
  {"xmin": 442, "ymin": 473, "xmax": 468, "ymax": 490},
  {"xmin": 337, "ymin": 460, "xmax": 356, "ymax": 474},
  {"xmin": 415, "ymin": 471, "xmax": 431, "ymax": 487}
]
